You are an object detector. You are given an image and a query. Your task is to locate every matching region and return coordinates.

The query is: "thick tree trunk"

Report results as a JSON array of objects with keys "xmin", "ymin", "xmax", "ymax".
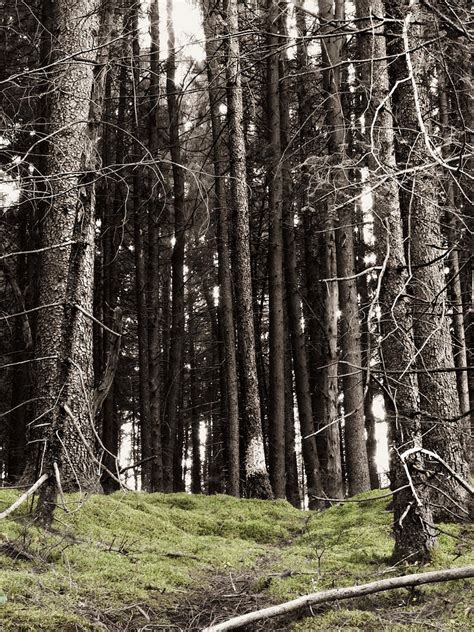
[
  {"xmin": 356, "ymin": 0, "xmax": 435, "ymax": 562},
  {"xmin": 386, "ymin": 0, "xmax": 469, "ymax": 520},
  {"xmin": 225, "ymin": 0, "xmax": 272, "ymax": 499},
  {"xmin": 316, "ymin": 0, "xmax": 348, "ymax": 500},
  {"xmin": 28, "ymin": 0, "xmax": 107, "ymax": 506}
]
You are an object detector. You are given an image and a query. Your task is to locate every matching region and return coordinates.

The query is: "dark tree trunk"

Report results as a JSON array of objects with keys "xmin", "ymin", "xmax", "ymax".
[
  {"xmin": 162, "ymin": 0, "xmax": 186, "ymax": 493},
  {"xmin": 265, "ymin": 0, "xmax": 286, "ymax": 499}
]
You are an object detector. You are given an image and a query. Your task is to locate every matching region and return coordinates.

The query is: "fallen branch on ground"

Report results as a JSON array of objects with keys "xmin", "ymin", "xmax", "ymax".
[
  {"xmin": 0, "ymin": 473, "xmax": 49, "ymax": 520},
  {"xmin": 202, "ymin": 566, "xmax": 474, "ymax": 631}
]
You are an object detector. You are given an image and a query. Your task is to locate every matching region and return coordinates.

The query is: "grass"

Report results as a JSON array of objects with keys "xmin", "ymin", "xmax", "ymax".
[{"xmin": 0, "ymin": 489, "xmax": 472, "ymax": 630}]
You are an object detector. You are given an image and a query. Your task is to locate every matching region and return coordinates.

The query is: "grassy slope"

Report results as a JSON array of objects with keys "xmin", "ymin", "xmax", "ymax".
[{"xmin": 0, "ymin": 489, "xmax": 472, "ymax": 631}]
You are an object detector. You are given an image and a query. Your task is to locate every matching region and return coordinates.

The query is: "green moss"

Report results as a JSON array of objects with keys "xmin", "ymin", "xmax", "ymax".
[{"xmin": 0, "ymin": 489, "xmax": 471, "ymax": 631}]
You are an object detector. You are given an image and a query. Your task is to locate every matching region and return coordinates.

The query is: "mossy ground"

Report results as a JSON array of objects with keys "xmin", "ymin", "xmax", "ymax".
[{"xmin": 0, "ymin": 489, "xmax": 472, "ymax": 630}]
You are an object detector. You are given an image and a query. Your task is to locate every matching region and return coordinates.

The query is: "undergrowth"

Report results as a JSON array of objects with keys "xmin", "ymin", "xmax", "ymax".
[{"xmin": 0, "ymin": 489, "xmax": 471, "ymax": 630}]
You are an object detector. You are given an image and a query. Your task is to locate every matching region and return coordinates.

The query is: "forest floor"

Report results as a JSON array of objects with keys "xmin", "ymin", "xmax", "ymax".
[{"xmin": 0, "ymin": 488, "xmax": 472, "ymax": 631}]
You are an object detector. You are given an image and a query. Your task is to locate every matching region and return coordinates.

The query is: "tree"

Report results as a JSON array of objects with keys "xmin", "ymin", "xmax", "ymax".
[
  {"xmin": 356, "ymin": 0, "xmax": 435, "ymax": 561},
  {"xmin": 386, "ymin": 0, "xmax": 469, "ymax": 520},
  {"xmin": 225, "ymin": 0, "xmax": 272, "ymax": 499}
]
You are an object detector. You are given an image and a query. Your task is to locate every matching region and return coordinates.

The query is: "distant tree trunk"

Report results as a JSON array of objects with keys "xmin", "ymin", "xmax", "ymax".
[
  {"xmin": 265, "ymin": 0, "xmax": 286, "ymax": 499},
  {"xmin": 225, "ymin": 0, "xmax": 272, "ymax": 499},
  {"xmin": 336, "ymin": 203, "xmax": 371, "ymax": 495},
  {"xmin": 100, "ymin": 67, "xmax": 121, "ymax": 494},
  {"xmin": 355, "ymin": 207, "xmax": 380, "ymax": 489},
  {"xmin": 438, "ymin": 78, "xmax": 471, "ymax": 474},
  {"xmin": 188, "ymin": 298, "xmax": 202, "ymax": 494},
  {"xmin": 294, "ymin": 2, "xmax": 329, "ymax": 506},
  {"xmin": 317, "ymin": 0, "xmax": 346, "ymax": 500},
  {"xmin": 202, "ymin": 0, "xmax": 240, "ymax": 497},
  {"xmin": 357, "ymin": 0, "xmax": 435, "ymax": 562},
  {"xmin": 131, "ymin": 5, "xmax": 152, "ymax": 491},
  {"xmin": 148, "ymin": 0, "xmax": 164, "ymax": 491},
  {"xmin": 386, "ymin": 0, "xmax": 469, "ymax": 520},
  {"xmin": 163, "ymin": 0, "xmax": 186, "ymax": 493}
]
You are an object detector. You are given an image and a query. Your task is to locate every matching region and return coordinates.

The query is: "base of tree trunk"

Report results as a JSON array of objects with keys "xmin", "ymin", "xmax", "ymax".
[{"xmin": 246, "ymin": 472, "xmax": 274, "ymax": 500}]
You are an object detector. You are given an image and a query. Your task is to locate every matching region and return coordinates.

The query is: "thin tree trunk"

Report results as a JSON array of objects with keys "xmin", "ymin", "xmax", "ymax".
[
  {"xmin": 130, "ymin": 5, "xmax": 152, "ymax": 491},
  {"xmin": 163, "ymin": 0, "xmax": 186, "ymax": 492},
  {"xmin": 317, "ymin": 0, "xmax": 347, "ymax": 500},
  {"xmin": 148, "ymin": 0, "xmax": 164, "ymax": 491},
  {"xmin": 265, "ymin": 0, "xmax": 286, "ymax": 499}
]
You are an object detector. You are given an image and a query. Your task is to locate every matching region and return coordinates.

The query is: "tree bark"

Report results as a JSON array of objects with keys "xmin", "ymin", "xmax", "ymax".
[
  {"xmin": 202, "ymin": 0, "xmax": 240, "ymax": 497},
  {"xmin": 225, "ymin": 0, "xmax": 272, "ymax": 499},
  {"xmin": 265, "ymin": 0, "xmax": 286, "ymax": 499},
  {"xmin": 28, "ymin": 0, "xmax": 109, "ymax": 507},
  {"xmin": 356, "ymin": 0, "xmax": 435, "ymax": 562},
  {"xmin": 386, "ymin": 0, "xmax": 469, "ymax": 520},
  {"xmin": 163, "ymin": 0, "xmax": 186, "ymax": 493}
]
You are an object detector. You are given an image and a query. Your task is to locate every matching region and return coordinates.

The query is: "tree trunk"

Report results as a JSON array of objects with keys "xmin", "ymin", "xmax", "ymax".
[
  {"xmin": 163, "ymin": 0, "xmax": 186, "ymax": 493},
  {"xmin": 148, "ymin": 0, "xmax": 164, "ymax": 492},
  {"xmin": 265, "ymin": 0, "xmax": 286, "ymax": 499},
  {"xmin": 131, "ymin": 5, "xmax": 152, "ymax": 491},
  {"xmin": 356, "ymin": 0, "xmax": 435, "ymax": 562},
  {"xmin": 225, "ymin": 0, "xmax": 272, "ymax": 499},
  {"xmin": 202, "ymin": 0, "xmax": 240, "ymax": 497},
  {"xmin": 386, "ymin": 0, "xmax": 469, "ymax": 520},
  {"xmin": 28, "ymin": 0, "xmax": 109, "ymax": 508}
]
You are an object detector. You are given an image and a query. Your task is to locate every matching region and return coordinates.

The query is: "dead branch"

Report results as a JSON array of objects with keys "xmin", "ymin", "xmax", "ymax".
[
  {"xmin": 400, "ymin": 447, "xmax": 474, "ymax": 496},
  {"xmin": 202, "ymin": 566, "xmax": 474, "ymax": 631},
  {"xmin": 0, "ymin": 473, "xmax": 49, "ymax": 520}
]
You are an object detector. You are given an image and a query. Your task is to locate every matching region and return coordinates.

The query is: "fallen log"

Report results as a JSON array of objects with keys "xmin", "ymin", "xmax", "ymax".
[{"xmin": 202, "ymin": 565, "xmax": 474, "ymax": 631}]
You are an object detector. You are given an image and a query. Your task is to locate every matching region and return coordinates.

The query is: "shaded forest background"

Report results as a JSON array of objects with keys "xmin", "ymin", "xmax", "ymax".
[{"xmin": 0, "ymin": 0, "xmax": 472, "ymax": 563}]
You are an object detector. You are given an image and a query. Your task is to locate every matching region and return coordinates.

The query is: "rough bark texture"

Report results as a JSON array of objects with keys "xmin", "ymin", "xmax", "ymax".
[
  {"xmin": 317, "ymin": 0, "xmax": 345, "ymax": 500},
  {"xmin": 386, "ymin": 0, "xmax": 469, "ymax": 520},
  {"xmin": 163, "ymin": 0, "xmax": 186, "ymax": 493},
  {"xmin": 225, "ymin": 0, "xmax": 272, "ymax": 499},
  {"xmin": 266, "ymin": 0, "xmax": 286, "ymax": 499},
  {"xmin": 148, "ymin": 0, "xmax": 164, "ymax": 492},
  {"xmin": 203, "ymin": 0, "xmax": 240, "ymax": 497},
  {"xmin": 28, "ymin": 0, "xmax": 105, "ymax": 500},
  {"xmin": 356, "ymin": 0, "xmax": 435, "ymax": 561}
]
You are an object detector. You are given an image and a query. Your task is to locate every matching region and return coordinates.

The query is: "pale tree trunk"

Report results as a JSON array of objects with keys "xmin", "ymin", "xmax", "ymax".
[
  {"xmin": 225, "ymin": 0, "xmax": 272, "ymax": 499},
  {"xmin": 163, "ymin": 0, "xmax": 186, "ymax": 493},
  {"xmin": 357, "ymin": 0, "xmax": 435, "ymax": 561},
  {"xmin": 31, "ymin": 0, "xmax": 115, "ymax": 525},
  {"xmin": 265, "ymin": 0, "xmax": 286, "ymax": 499},
  {"xmin": 386, "ymin": 0, "xmax": 469, "ymax": 520},
  {"xmin": 202, "ymin": 0, "xmax": 240, "ymax": 497}
]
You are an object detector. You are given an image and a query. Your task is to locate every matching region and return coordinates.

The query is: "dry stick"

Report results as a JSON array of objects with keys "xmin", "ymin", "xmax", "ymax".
[
  {"xmin": 0, "ymin": 473, "xmax": 49, "ymax": 520},
  {"xmin": 202, "ymin": 566, "xmax": 474, "ymax": 631},
  {"xmin": 400, "ymin": 447, "xmax": 474, "ymax": 496}
]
